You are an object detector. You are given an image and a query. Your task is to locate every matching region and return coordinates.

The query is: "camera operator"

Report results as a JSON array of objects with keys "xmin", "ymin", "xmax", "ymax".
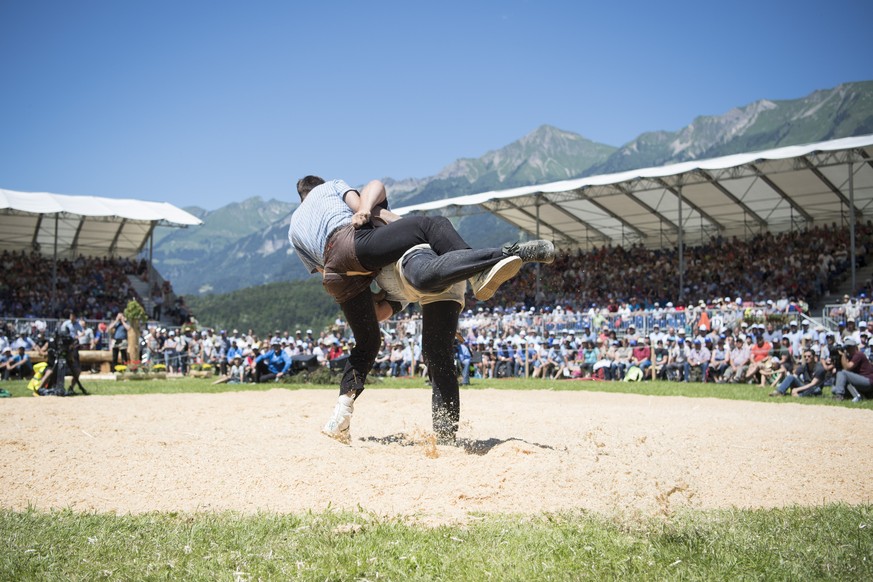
[
  {"xmin": 833, "ymin": 337, "xmax": 873, "ymax": 402},
  {"xmin": 59, "ymin": 312, "xmax": 83, "ymax": 346}
]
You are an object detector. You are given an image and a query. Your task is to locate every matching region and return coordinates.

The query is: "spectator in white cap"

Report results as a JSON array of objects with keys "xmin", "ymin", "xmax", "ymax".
[
  {"xmin": 845, "ymin": 295, "xmax": 861, "ymax": 322},
  {"xmin": 649, "ymin": 324, "xmax": 666, "ymax": 347},
  {"xmin": 786, "ymin": 320, "xmax": 802, "ymax": 355},
  {"xmin": 843, "ymin": 318, "xmax": 861, "ymax": 344}
]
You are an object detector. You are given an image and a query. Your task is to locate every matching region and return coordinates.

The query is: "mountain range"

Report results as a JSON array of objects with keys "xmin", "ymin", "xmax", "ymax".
[{"xmin": 154, "ymin": 80, "xmax": 873, "ymax": 296}]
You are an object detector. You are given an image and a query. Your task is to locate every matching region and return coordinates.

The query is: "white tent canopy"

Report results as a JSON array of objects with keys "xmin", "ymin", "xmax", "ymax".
[
  {"xmin": 394, "ymin": 134, "xmax": 873, "ymax": 251},
  {"xmin": 0, "ymin": 189, "xmax": 202, "ymax": 258}
]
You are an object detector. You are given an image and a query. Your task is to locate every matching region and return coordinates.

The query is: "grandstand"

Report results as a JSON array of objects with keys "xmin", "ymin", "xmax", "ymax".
[
  {"xmin": 0, "ymin": 189, "xmax": 201, "ymax": 327},
  {"xmin": 395, "ymin": 134, "xmax": 873, "ymax": 308}
]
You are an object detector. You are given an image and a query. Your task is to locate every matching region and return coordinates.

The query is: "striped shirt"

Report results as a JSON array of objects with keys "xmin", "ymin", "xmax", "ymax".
[{"xmin": 288, "ymin": 179, "xmax": 357, "ymax": 274}]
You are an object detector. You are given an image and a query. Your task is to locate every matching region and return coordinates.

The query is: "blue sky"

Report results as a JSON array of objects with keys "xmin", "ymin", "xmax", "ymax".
[{"xmin": 1, "ymin": 0, "xmax": 871, "ymax": 211}]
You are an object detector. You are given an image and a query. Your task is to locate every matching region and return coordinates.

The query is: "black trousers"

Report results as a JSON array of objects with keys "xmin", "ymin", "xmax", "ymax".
[
  {"xmin": 254, "ymin": 360, "xmax": 278, "ymax": 383},
  {"xmin": 422, "ymin": 301, "xmax": 462, "ymax": 439},
  {"xmin": 354, "ymin": 215, "xmax": 471, "ymax": 271},
  {"xmin": 338, "ymin": 295, "xmax": 462, "ymax": 438}
]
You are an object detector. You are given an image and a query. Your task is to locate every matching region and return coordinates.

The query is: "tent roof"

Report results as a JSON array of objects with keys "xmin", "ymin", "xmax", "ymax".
[
  {"xmin": 394, "ymin": 134, "xmax": 873, "ymax": 249},
  {"xmin": 0, "ymin": 189, "xmax": 202, "ymax": 258}
]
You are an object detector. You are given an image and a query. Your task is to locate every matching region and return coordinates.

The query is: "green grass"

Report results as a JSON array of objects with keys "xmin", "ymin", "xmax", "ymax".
[
  {"xmin": 2, "ymin": 506, "xmax": 870, "ymax": 581},
  {"xmin": 3, "ymin": 375, "xmax": 871, "ymax": 410},
  {"xmin": 3, "ymin": 375, "xmax": 871, "ymax": 579}
]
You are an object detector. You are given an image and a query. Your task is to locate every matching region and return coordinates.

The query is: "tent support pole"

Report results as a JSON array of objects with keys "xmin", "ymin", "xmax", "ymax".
[
  {"xmin": 535, "ymin": 196, "xmax": 541, "ymax": 302},
  {"xmin": 677, "ymin": 185, "xmax": 684, "ymax": 303},
  {"xmin": 148, "ymin": 230, "xmax": 154, "ymax": 316},
  {"xmin": 850, "ymin": 160, "xmax": 856, "ymax": 293},
  {"xmin": 51, "ymin": 214, "xmax": 58, "ymax": 316}
]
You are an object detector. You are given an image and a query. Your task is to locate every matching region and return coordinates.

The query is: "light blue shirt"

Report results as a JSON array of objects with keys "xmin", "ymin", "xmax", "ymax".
[{"xmin": 288, "ymin": 179, "xmax": 357, "ymax": 274}]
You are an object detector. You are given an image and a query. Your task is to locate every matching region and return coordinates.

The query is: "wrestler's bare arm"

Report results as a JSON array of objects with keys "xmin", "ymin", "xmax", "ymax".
[{"xmin": 344, "ymin": 188, "xmax": 402, "ymax": 224}]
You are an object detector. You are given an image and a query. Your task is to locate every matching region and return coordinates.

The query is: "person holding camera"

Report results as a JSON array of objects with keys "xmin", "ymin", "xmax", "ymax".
[
  {"xmin": 109, "ymin": 312, "xmax": 131, "ymax": 369},
  {"xmin": 832, "ymin": 337, "xmax": 873, "ymax": 402}
]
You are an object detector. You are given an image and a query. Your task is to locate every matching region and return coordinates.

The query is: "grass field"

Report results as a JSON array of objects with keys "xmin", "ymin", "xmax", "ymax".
[{"xmin": 2, "ymin": 375, "xmax": 872, "ymax": 580}]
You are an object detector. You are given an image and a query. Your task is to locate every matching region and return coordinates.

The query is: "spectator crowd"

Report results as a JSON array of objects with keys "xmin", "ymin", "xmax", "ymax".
[
  {"xmin": 0, "ymin": 250, "xmax": 190, "ymax": 324},
  {"xmin": 2, "ymin": 222, "xmax": 873, "ymax": 402},
  {"xmin": 493, "ymin": 222, "xmax": 872, "ymax": 312}
]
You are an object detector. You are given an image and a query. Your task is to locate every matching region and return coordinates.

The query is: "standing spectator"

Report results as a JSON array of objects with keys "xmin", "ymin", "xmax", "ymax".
[
  {"xmin": 78, "ymin": 322, "xmax": 95, "ymax": 351},
  {"xmin": 109, "ymin": 312, "xmax": 131, "ymax": 369},
  {"xmin": 215, "ymin": 331, "xmax": 230, "ymax": 376},
  {"xmin": 59, "ymin": 312, "xmax": 83, "ymax": 344},
  {"xmin": 176, "ymin": 330, "xmax": 191, "ymax": 374},
  {"xmin": 94, "ymin": 323, "xmax": 108, "ymax": 351},
  {"xmin": 188, "ymin": 331, "xmax": 203, "ymax": 366},
  {"xmin": 162, "ymin": 331, "xmax": 178, "ymax": 373}
]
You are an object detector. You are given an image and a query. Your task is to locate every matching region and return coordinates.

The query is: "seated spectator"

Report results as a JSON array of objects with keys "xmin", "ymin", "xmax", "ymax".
[
  {"xmin": 709, "ymin": 337, "xmax": 731, "ymax": 383},
  {"xmin": 539, "ymin": 343, "xmax": 564, "ymax": 380},
  {"xmin": 253, "ymin": 339, "xmax": 292, "ymax": 382},
  {"xmin": 479, "ymin": 342, "xmax": 497, "ymax": 379},
  {"xmin": 0, "ymin": 346, "xmax": 12, "ymax": 380},
  {"xmin": 651, "ymin": 339, "xmax": 669, "ymax": 380},
  {"xmin": 745, "ymin": 334, "xmax": 774, "ymax": 384},
  {"xmin": 388, "ymin": 342, "xmax": 406, "ymax": 377},
  {"xmin": 612, "ymin": 339, "xmax": 632, "ymax": 381},
  {"xmin": 666, "ymin": 337, "xmax": 690, "ymax": 382},
  {"xmin": 686, "ymin": 338, "xmax": 710, "ymax": 382},
  {"xmin": 724, "ymin": 336, "xmax": 751, "ymax": 383},
  {"xmin": 768, "ymin": 337, "xmax": 795, "ymax": 387},
  {"xmin": 227, "ymin": 356, "xmax": 246, "ymax": 384},
  {"xmin": 33, "ymin": 332, "xmax": 50, "ymax": 358},
  {"xmin": 372, "ymin": 348, "xmax": 391, "ymax": 376},
  {"xmin": 770, "ymin": 349, "xmax": 827, "ymax": 397},
  {"xmin": 495, "ymin": 341, "xmax": 516, "ymax": 378},
  {"xmin": 630, "ymin": 339, "xmax": 651, "ymax": 378},
  {"xmin": 7, "ymin": 346, "xmax": 34, "ymax": 380}
]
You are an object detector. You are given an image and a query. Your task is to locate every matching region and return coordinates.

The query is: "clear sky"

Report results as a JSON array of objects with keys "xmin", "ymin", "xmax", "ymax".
[{"xmin": 1, "ymin": 0, "xmax": 871, "ymax": 211}]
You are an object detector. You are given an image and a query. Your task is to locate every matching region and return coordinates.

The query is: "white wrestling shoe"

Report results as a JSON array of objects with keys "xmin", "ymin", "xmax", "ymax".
[
  {"xmin": 470, "ymin": 256, "xmax": 522, "ymax": 301},
  {"xmin": 322, "ymin": 394, "xmax": 355, "ymax": 444}
]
